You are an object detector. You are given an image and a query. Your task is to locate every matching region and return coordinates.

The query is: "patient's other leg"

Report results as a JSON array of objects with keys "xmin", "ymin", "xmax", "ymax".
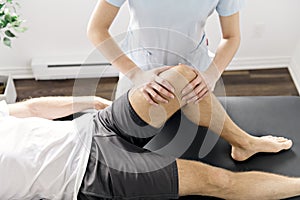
[
  {"xmin": 129, "ymin": 64, "xmax": 292, "ymax": 161},
  {"xmin": 177, "ymin": 158, "xmax": 300, "ymax": 199}
]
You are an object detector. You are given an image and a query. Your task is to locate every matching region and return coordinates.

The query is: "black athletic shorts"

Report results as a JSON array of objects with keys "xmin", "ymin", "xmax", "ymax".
[{"xmin": 77, "ymin": 92, "xmax": 179, "ymax": 200}]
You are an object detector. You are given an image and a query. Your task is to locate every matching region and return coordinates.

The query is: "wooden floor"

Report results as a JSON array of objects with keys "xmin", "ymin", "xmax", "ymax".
[
  {"xmin": 215, "ymin": 68, "xmax": 299, "ymax": 96},
  {"xmin": 14, "ymin": 68, "xmax": 299, "ymax": 101}
]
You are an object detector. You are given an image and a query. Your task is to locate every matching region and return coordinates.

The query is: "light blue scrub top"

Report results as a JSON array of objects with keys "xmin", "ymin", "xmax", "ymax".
[
  {"xmin": 107, "ymin": 0, "xmax": 245, "ymax": 97},
  {"xmin": 107, "ymin": 0, "xmax": 244, "ymax": 70}
]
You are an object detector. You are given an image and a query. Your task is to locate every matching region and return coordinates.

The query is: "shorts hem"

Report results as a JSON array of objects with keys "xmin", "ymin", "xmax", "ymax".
[{"xmin": 172, "ymin": 161, "xmax": 180, "ymax": 199}]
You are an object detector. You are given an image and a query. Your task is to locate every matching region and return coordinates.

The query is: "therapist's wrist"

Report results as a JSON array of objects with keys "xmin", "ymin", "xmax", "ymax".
[
  {"xmin": 204, "ymin": 62, "xmax": 222, "ymax": 79},
  {"xmin": 125, "ymin": 66, "xmax": 144, "ymax": 83},
  {"xmin": 203, "ymin": 62, "xmax": 222, "ymax": 90}
]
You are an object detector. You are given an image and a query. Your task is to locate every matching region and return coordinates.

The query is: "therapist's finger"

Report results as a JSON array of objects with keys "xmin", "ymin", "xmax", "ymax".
[
  {"xmin": 182, "ymin": 82, "xmax": 206, "ymax": 102},
  {"xmin": 145, "ymin": 86, "xmax": 169, "ymax": 104},
  {"xmin": 194, "ymin": 91, "xmax": 209, "ymax": 104},
  {"xmin": 150, "ymin": 82, "xmax": 174, "ymax": 101},
  {"xmin": 181, "ymin": 76, "xmax": 202, "ymax": 96},
  {"xmin": 141, "ymin": 90, "xmax": 158, "ymax": 106},
  {"xmin": 182, "ymin": 84, "xmax": 202, "ymax": 102},
  {"xmin": 187, "ymin": 86, "xmax": 208, "ymax": 104},
  {"xmin": 184, "ymin": 83, "xmax": 207, "ymax": 103},
  {"xmin": 155, "ymin": 76, "xmax": 175, "ymax": 94},
  {"xmin": 154, "ymin": 77, "xmax": 175, "ymax": 98}
]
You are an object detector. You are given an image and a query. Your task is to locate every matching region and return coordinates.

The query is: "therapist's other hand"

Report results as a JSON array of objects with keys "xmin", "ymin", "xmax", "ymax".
[
  {"xmin": 181, "ymin": 66, "xmax": 210, "ymax": 104},
  {"xmin": 130, "ymin": 66, "xmax": 175, "ymax": 106}
]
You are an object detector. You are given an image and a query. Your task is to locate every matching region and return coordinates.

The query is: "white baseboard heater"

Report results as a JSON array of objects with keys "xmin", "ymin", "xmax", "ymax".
[{"xmin": 31, "ymin": 55, "xmax": 119, "ymax": 80}]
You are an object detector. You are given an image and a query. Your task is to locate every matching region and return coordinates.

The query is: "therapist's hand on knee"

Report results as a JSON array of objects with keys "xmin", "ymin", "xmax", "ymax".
[
  {"xmin": 129, "ymin": 66, "xmax": 175, "ymax": 106},
  {"xmin": 181, "ymin": 66, "xmax": 210, "ymax": 104}
]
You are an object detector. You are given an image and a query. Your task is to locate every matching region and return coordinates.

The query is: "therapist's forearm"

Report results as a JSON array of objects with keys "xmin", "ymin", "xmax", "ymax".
[
  {"xmin": 87, "ymin": 28, "xmax": 140, "ymax": 77},
  {"xmin": 202, "ymin": 36, "xmax": 240, "ymax": 91},
  {"xmin": 87, "ymin": 0, "xmax": 140, "ymax": 77},
  {"xmin": 210, "ymin": 36, "xmax": 240, "ymax": 75},
  {"xmin": 203, "ymin": 11, "xmax": 241, "ymax": 89}
]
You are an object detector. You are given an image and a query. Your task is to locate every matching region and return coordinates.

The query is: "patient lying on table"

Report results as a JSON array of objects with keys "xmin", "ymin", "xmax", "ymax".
[{"xmin": 0, "ymin": 64, "xmax": 298, "ymax": 200}]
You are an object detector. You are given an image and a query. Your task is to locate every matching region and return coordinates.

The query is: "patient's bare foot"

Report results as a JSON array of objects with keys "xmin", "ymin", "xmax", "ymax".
[{"xmin": 231, "ymin": 135, "xmax": 293, "ymax": 161}]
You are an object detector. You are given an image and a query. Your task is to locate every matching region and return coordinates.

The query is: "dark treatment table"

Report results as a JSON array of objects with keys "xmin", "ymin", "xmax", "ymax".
[{"xmin": 144, "ymin": 96, "xmax": 300, "ymax": 200}]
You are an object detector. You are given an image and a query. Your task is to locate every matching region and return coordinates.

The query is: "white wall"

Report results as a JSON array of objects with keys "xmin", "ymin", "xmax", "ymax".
[
  {"xmin": 0, "ymin": 0, "xmax": 300, "ymax": 78},
  {"xmin": 206, "ymin": 0, "xmax": 300, "ymax": 69},
  {"xmin": 292, "ymin": 40, "xmax": 300, "ymax": 66},
  {"xmin": 289, "ymin": 38, "xmax": 300, "ymax": 92},
  {"xmin": 0, "ymin": 0, "xmax": 96, "ymax": 77}
]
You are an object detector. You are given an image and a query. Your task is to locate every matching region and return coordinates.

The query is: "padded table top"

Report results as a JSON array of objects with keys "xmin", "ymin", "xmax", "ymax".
[{"xmin": 145, "ymin": 96, "xmax": 300, "ymax": 200}]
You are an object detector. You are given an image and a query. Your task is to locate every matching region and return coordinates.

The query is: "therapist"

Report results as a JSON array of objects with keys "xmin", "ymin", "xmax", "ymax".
[{"xmin": 87, "ymin": 0, "xmax": 244, "ymax": 104}]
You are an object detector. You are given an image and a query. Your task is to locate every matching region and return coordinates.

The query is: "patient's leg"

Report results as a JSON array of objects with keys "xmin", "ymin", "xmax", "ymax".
[
  {"xmin": 129, "ymin": 64, "xmax": 196, "ymax": 128},
  {"xmin": 129, "ymin": 64, "xmax": 292, "ymax": 161},
  {"xmin": 181, "ymin": 92, "xmax": 292, "ymax": 161},
  {"xmin": 177, "ymin": 158, "xmax": 300, "ymax": 199}
]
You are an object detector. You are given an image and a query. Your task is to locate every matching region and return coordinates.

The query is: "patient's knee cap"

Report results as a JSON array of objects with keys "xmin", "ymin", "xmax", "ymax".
[
  {"xmin": 159, "ymin": 64, "xmax": 197, "ymax": 98},
  {"xmin": 207, "ymin": 169, "xmax": 233, "ymax": 192},
  {"xmin": 173, "ymin": 64, "xmax": 197, "ymax": 82}
]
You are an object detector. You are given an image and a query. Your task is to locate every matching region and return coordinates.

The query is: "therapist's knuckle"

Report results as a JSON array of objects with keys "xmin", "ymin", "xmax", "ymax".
[
  {"xmin": 139, "ymin": 87, "xmax": 145, "ymax": 92},
  {"xmin": 200, "ymin": 91, "xmax": 207, "ymax": 97},
  {"xmin": 151, "ymin": 92, "xmax": 158, "ymax": 98},
  {"xmin": 192, "ymin": 81, "xmax": 199, "ymax": 87},
  {"xmin": 158, "ymin": 87, "xmax": 165, "ymax": 93},
  {"xmin": 196, "ymin": 87, "xmax": 202, "ymax": 93},
  {"xmin": 197, "ymin": 77, "xmax": 203, "ymax": 83},
  {"xmin": 189, "ymin": 94, "xmax": 196, "ymax": 99},
  {"xmin": 185, "ymin": 85, "xmax": 191, "ymax": 90},
  {"xmin": 145, "ymin": 82, "xmax": 152, "ymax": 88}
]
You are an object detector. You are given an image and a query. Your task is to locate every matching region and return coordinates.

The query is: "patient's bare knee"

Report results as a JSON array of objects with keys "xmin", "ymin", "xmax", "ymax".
[
  {"xmin": 177, "ymin": 159, "xmax": 233, "ymax": 197},
  {"xmin": 172, "ymin": 64, "xmax": 198, "ymax": 82},
  {"xmin": 159, "ymin": 64, "xmax": 197, "ymax": 85},
  {"xmin": 128, "ymin": 64, "xmax": 198, "ymax": 128},
  {"xmin": 159, "ymin": 64, "xmax": 197, "ymax": 98}
]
